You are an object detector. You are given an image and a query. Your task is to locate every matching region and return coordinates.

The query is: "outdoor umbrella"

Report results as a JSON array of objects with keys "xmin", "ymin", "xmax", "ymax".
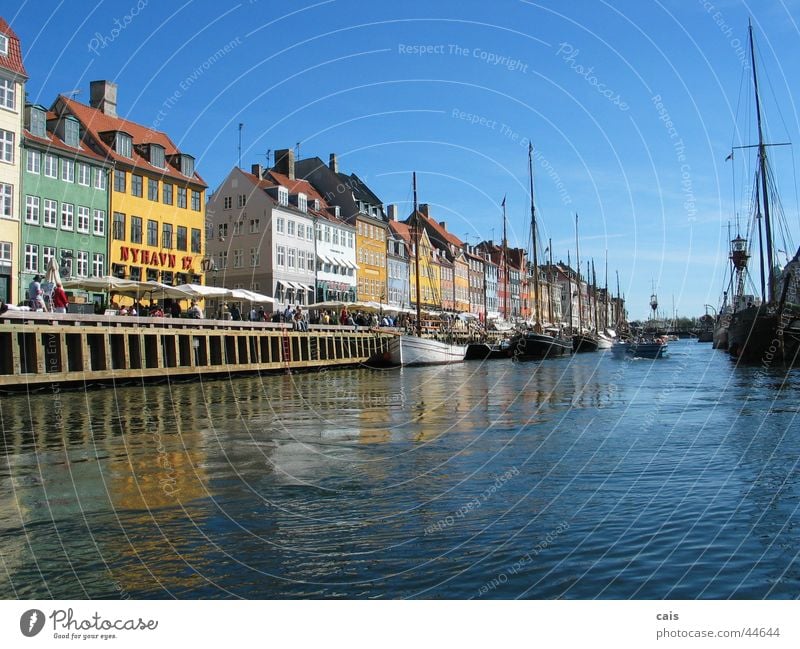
[{"xmin": 228, "ymin": 288, "xmax": 275, "ymax": 303}]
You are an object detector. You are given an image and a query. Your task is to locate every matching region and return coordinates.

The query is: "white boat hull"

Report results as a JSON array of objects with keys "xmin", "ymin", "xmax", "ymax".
[
  {"xmin": 596, "ymin": 334, "xmax": 613, "ymax": 349},
  {"xmin": 389, "ymin": 336, "xmax": 467, "ymax": 366}
]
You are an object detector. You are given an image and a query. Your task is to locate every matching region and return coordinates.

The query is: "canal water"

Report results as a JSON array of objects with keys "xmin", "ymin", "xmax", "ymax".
[{"xmin": 0, "ymin": 340, "xmax": 798, "ymax": 599}]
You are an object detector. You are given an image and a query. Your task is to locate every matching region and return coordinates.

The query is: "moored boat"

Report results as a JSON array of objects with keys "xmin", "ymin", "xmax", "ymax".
[
  {"xmin": 611, "ymin": 338, "xmax": 668, "ymax": 359},
  {"xmin": 511, "ymin": 328, "xmax": 572, "ymax": 361},
  {"xmin": 389, "ymin": 335, "xmax": 467, "ymax": 366},
  {"xmin": 465, "ymin": 340, "xmax": 511, "ymax": 360}
]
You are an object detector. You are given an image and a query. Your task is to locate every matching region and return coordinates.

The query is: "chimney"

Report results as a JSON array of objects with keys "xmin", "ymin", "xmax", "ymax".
[
  {"xmin": 89, "ymin": 80, "xmax": 118, "ymax": 117},
  {"xmin": 419, "ymin": 203, "xmax": 430, "ymax": 217},
  {"xmin": 274, "ymin": 148, "xmax": 295, "ymax": 180},
  {"xmin": 251, "ymin": 163, "xmax": 264, "ymax": 179},
  {"xmin": 439, "ymin": 220, "xmax": 447, "ymax": 230},
  {"xmin": 329, "ymin": 153, "xmax": 338, "ymax": 174},
  {"xmin": 387, "ymin": 204, "xmax": 398, "ymax": 221}
]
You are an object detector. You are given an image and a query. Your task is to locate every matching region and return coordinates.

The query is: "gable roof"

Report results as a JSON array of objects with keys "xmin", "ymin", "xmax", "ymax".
[
  {"xmin": 235, "ymin": 167, "xmax": 334, "ymax": 221},
  {"xmin": 56, "ymin": 95, "xmax": 206, "ymax": 187},
  {"xmin": 0, "ymin": 17, "xmax": 27, "ymax": 78}
]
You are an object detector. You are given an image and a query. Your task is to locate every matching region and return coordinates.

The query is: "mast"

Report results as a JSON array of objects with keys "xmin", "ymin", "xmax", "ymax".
[
  {"xmin": 548, "ymin": 238, "xmax": 554, "ymax": 326},
  {"xmin": 502, "ymin": 196, "xmax": 508, "ymax": 319},
  {"xmin": 528, "ymin": 143, "xmax": 541, "ymax": 331},
  {"xmin": 413, "ymin": 172, "xmax": 421, "ymax": 336},
  {"xmin": 567, "ymin": 251, "xmax": 573, "ymax": 330},
  {"xmin": 615, "ymin": 270, "xmax": 621, "ymax": 328},
  {"xmin": 749, "ymin": 20, "xmax": 775, "ymax": 303},
  {"xmin": 587, "ymin": 261, "xmax": 591, "ymax": 331},
  {"xmin": 592, "ymin": 259, "xmax": 599, "ymax": 333},
  {"xmin": 575, "ymin": 213, "xmax": 582, "ymax": 333},
  {"xmin": 604, "ymin": 251, "xmax": 608, "ymax": 329}
]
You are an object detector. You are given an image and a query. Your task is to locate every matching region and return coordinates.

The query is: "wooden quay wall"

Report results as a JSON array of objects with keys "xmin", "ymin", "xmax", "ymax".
[{"xmin": 0, "ymin": 313, "xmax": 394, "ymax": 390}]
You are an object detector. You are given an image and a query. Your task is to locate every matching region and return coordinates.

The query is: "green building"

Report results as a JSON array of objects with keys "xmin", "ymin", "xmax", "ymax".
[{"xmin": 20, "ymin": 103, "xmax": 110, "ymax": 301}]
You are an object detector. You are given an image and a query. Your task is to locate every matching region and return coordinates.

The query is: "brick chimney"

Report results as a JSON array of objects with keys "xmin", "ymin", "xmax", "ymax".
[
  {"xmin": 273, "ymin": 148, "xmax": 295, "ymax": 180},
  {"xmin": 251, "ymin": 163, "xmax": 264, "ymax": 179},
  {"xmin": 439, "ymin": 220, "xmax": 447, "ymax": 230},
  {"xmin": 387, "ymin": 204, "xmax": 398, "ymax": 221},
  {"xmin": 89, "ymin": 80, "xmax": 118, "ymax": 117},
  {"xmin": 419, "ymin": 203, "xmax": 430, "ymax": 217},
  {"xmin": 329, "ymin": 153, "xmax": 338, "ymax": 174}
]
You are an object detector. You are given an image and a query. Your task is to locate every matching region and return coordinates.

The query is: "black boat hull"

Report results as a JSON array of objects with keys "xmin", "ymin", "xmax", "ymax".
[
  {"xmin": 573, "ymin": 334, "xmax": 599, "ymax": 353},
  {"xmin": 465, "ymin": 342, "xmax": 511, "ymax": 360},
  {"xmin": 511, "ymin": 332, "xmax": 572, "ymax": 361},
  {"xmin": 727, "ymin": 306, "xmax": 800, "ymax": 365}
]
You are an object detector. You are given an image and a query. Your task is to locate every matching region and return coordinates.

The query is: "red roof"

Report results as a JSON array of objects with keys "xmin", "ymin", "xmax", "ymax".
[
  {"xmin": 23, "ymin": 127, "xmax": 108, "ymax": 164},
  {"xmin": 266, "ymin": 170, "xmax": 328, "ymax": 205},
  {"xmin": 408, "ymin": 210, "xmax": 464, "ymax": 252},
  {"xmin": 389, "ymin": 220, "xmax": 412, "ymax": 243},
  {"xmin": 240, "ymin": 169, "xmax": 333, "ymax": 220},
  {"xmin": 57, "ymin": 95, "xmax": 206, "ymax": 187},
  {"xmin": 0, "ymin": 17, "xmax": 28, "ymax": 77}
]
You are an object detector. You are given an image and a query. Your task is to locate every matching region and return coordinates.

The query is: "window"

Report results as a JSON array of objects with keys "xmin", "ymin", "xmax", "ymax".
[
  {"xmin": 0, "ymin": 241, "xmax": 10, "ymax": 264},
  {"xmin": 191, "ymin": 228, "xmax": 201, "ymax": 253},
  {"xmin": 180, "ymin": 155, "xmax": 194, "ymax": 177},
  {"xmin": 76, "ymin": 251, "xmax": 88, "ymax": 277},
  {"xmin": 61, "ymin": 159, "xmax": 74, "ymax": 183},
  {"xmin": 26, "ymin": 150, "xmax": 40, "ymax": 174},
  {"xmin": 43, "ymin": 154, "xmax": 57, "ymax": 179},
  {"xmin": 237, "ymin": 194, "xmax": 246, "ymax": 208},
  {"xmin": 131, "ymin": 174, "xmax": 143, "ymax": 197},
  {"xmin": 347, "ymin": 232, "xmax": 354, "ymax": 248},
  {"xmin": 43, "ymin": 199, "xmax": 57, "ymax": 227},
  {"xmin": 94, "ymin": 167, "xmax": 106, "ymax": 190},
  {"xmin": 115, "ymin": 133, "xmax": 132, "ymax": 158},
  {"xmin": 316, "ymin": 224, "xmax": 322, "ymax": 240},
  {"xmin": 60, "ymin": 203, "xmax": 74, "ymax": 230},
  {"xmin": 77, "ymin": 162, "xmax": 90, "ymax": 186},
  {"xmin": 43, "ymin": 246, "xmax": 56, "ymax": 269},
  {"xmin": 25, "ymin": 196, "xmax": 39, "ymax": 224},
  {"xmin": 147, "ymin": 220, "xmax": 158, "ymax": 246},
  {"xmin": 0, "ymin": 77, "xmax": 14, "ymax": 110},
  {"xmin": 218, "ymin": 250, "xmax": 228, "ymax": 269},
  {"xmin": 24, "ymin": 244, "xmax": 38, "ymax": 272},
  {"xmin": 298, "ymin": 193, "xmax": 307, "ymax": 213},
  {"xmin": 92, "ymin": 253, "xmax": 104, "ymax": 277},
  {"xmin": 130, "ymin": 216, "xmax": 142, "ymax": 243},
  {"xmin": 233, "ymin": 249, "xmax": 243, "ymax": 268},
  {"xmin": 233, "ymin": 220, "xmax": 242, "ymax": 236},
  {"xmin": 162, "ymin": 223, "xmax": 173, "ymax": 249},
  {"xmin": 218, "ymin": 223, "xmax": 228, "ymax": 239},
  {"xmin": 278, "ymin": 186, "xmax": 288, "ymax": 206},
  {"xmin": 114, "ymin": 169, "xmax": 126, "ymax": 192},
  {"xmin": 129, "ymin": 266, "xmax": 141, "ymax": 281},
  {"xmin": 223, "ymin": 196, "xmax": 232, "ymax": 209},
  {"xmin": 93, "ymin": 209, "xmax": 105, "ymax": 236},
  {"xmin": 307, "ymin": 254, "xmax": 314, "ymax": 272},
  {"xmin": 77, "ymin": 206, "xmax": 90, "ymax": 233},
  {"xmin": 162, "ymin": 183, "xmax": 173, "ymax": 205},
  {"xmin": 177, "ymin": 187, "xmax": 187, "ymax": 208},
  {"xmin": 306, "ymin": 226, "xmax": 313, "ymax": 241},
  {"xmin": 297, "ymin": 249, "xmax": 305, "ymax": 270},
  {"xmin": 0, "ymin": 129, "xmax": 14, "ymax": 163},
  {"xmin": 297, "ymin": 223, "xmax": 304, "ymax": 239},
  {"xmin": 191, "ymin": 190, "xmax": 201, "ymax": 211},
  {"xmin": 64, "ymin": 119, "xmax": 80, "ymax": 147},
  {"xmin": 250, "ymin": 247, "xmax": 259, "ymax": 267},
  {"xmin": 276, "ymin": 246, "xmax": 285, "ymax": 267},
  {"xmin": 250, "ymin": 219, "xmax": 260, "ymax": 233},
  {"xmin": 288, "ymin": 248, "xmax": 296, "ymax": 269},
  {"xmin": 332, "ymin": 229, "xmax": 339, "ymax": 245},
  {"xmin": 0, "ymin": 35, "xmax": 7, "ymax": 56},
  {"xmin": 276, "ymin": 217, "xmax": 284, "ymax": 234},
  {"xmin": 150, "ymin": 144, "xmax": 165, "ymax": 168},
  {"xmin": 148, "ymin": 178, "xmax": 158, "ymax": 201},
  {"xmin": 287, "ymin": 220, "xmax": 295, "ymax": 237},
  {"xmin": 113, "ymin": 212, "xmax": 125, "ymax": 240},
  {"xmin": 177, "ymin": 226, "xmax": 187, "ymax": 251}
]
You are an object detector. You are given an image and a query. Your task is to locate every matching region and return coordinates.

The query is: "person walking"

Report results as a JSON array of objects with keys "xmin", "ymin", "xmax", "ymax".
[{"xmin": 29, "ymin": 275, "xmax": 47, "ymax": 311}]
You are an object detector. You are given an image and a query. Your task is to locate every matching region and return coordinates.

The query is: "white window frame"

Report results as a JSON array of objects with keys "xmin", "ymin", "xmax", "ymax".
[
  {"xmin": 26, "ymin": 149, "xmax": 40, "ymax": 174},
  {"xmin": 0, "ymin": 77, "xmax": 14, "ymax": 110},
  {"xmin": 287, "ymin": 220, "xmax": 295, "ymax": 237},
  {"xmin": 77, "ymin": 162, "xmax": 90, "ymax": 186},
  {"xmin": 43, "ymin": 199, "xmax": 57, "ymax": 227},
  {"xmin": 0, "ymin": 183, "xmax": 12, "ymax": 217},
  {"xmin": 276, "ymin": 217, "xmax": 284, "ymax": 234},
  {"xmin": 61, "ymin": 203, "xmax": 74, "ymax": 230},
  {"xmin": 43, "ymin": 246, "xmax": 56, "ymax": 269},
  {"xmin": 44, "ymin": 154, "xmax": 58, "ymax": 178},
  {"xmin": 276, "ymin": 245, "xmax": 285, "ymax": 267},
  {"xmin": 278, "ymin": 186, "xmax": 288, "ymax": 206},
  {"xmin": 24, "ymin": 244, "xmax": 38, "ymax": 273},
  {"xmin": 94, "ymin": 167, "xmax": 107, "ymax": 190},
  {"xmin": 233, "ymin": 249, "xmax": 243, "ymax": 268},
  {"xmin": 0, "ymin": 241, "xmax": 11, "ymax": 263},
  {"xmin": 0, "ymin": 129, "xmax": 14, "ymax": 163},
  {"xmin": 76, "ymin": 251, "xmax": 88, "ymax": 277},
  {"xmin": 0, "ymin": 35, "xmax": 7, "ymax": 56},
  {"xmin": 25, "ymin": 195, "xmax": 39, "ymax": 224},
  {"xmin": 77, "ymin": 205, "xmax": 90, "ymax": 233},
  {"xmin": 61, "ymin": 159, "xmax": 74, "ymax": 183},
  {"xmin": 93, "ymin": 209, "xmax": 105, "ymax": 236},
  {"xmin": 250, "ymin": 247, "xmax": 259, "ymax": 267},
  {"xmin": 92, "ymin": 253, "xmax": 104, "ymax": 278}
]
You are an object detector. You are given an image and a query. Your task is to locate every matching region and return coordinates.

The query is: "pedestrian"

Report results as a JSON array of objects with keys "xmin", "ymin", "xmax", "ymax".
[
  {"xmin": 188, "ymin": 300, "xmax": 203, "ymax": 319},
  {"xmin": 257, "ymin": 306, "xmax": 266, "ymax": 321},
  {"xmin": 29, "ymin": 275, "xmax": 47, "ymax": 311},
  {"xmin": 230, "ymin": 303, "xmax": 241, "ymax": 321},
  {"xmin": 170, "ymin": 301, "xmax": 182, "ymax": 318},
  {"xmin": 52, "ymin": 282, "xmax": 69, "ymax": 313}
]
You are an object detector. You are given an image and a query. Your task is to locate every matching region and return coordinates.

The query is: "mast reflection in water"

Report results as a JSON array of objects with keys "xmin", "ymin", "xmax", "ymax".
[{"xmin": 0, "ymin": 341, "xmax": 798, "ymax": 598}]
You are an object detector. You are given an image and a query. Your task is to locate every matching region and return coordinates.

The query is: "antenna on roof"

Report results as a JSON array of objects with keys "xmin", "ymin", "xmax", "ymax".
[
  {"xmin": 238, "ymin": 123, "xmax": 244, "ymax": 169},
  {"xmin": 66, "ymin": 89, "xmax": 81, "ymax": 98},
  {"xmin": 295, "ymin": 141, "xmax": 300, "ymax": 159},
  {"xmin": 264, "ymin": 149, "xmax": 271, "ymax": 166}
]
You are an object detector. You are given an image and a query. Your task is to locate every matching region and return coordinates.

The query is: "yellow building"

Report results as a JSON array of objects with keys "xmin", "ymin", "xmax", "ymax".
[
  {"xmin": 453, "ymin": 250, "xmax": 470, "ymax": 313},
  {"xmin": 356, "ymin": 212, "xmax": 388, "ymax": 302},
  {"xmin": 411, "ymin": 226, "xmax": 440, "ymax": 309},
  {"xmin": 56, "ymin": 82, "xmax": 206, "ymax": 294}
]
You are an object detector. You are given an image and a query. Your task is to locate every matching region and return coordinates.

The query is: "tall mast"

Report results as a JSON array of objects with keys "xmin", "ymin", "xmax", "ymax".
[
  {"xmin": 528, "ymin": 143, "xmax": 541, "ymax": 330},
  {"xmin": 592, "ymin": 259, "xmax": 599, "ymax": 333},
  {"xmin": 567, "ymin": 251, "xmax": 573, "ymax": 330},
  {"xmin": 413, "ymin": 172, "xmax": 421, "ymax": 336},
  {"xmin": 587, "ymin": 261, "xmax": 591, "ymax": 331},
  {"xmin": 749, "ymin": 20, "xmax": 775, "ymax": 303},
  {"xmin": 604, "ymin": 251, "xmax": 608, "ymax": 329},
  {"xmin": 502, "ymin": 196, "xmax": 508, "ymax": 319},
  {"xmin": 548, "ymin": 238, "xmax": 554, "ymax": 326},
  {"xmin": 575, "ymin": 213, "xmax": 583, "ymax": 332},
  {"xmin": 615, "ymin": 270, "xmax": 621, "ymax": 328}
]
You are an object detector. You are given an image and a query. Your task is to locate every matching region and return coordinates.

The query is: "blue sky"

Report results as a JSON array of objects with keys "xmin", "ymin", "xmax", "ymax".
[{"xmin": 10, "ymin": 0, "xmax": 800, "ymax": 318}]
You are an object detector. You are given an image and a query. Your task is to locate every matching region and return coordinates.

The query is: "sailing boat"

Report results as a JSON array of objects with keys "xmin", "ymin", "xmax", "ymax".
[
  {"xmin": 572, "ymin": 214, "xmax": 599, "ymax": 353},
  {"xmin": 511, "ymin": 144, "xmax": 572, "ymax": 360},
  {"xmin": 726, "ymin": 23, "xmax": 800, "ymax": 364},
  {"xmin": 596, "ymin": 254, "xmax": 614, "ymax": 349},
  {"xmin": 387, "ymin": 173, "xmax": 467, "ymax": 366}
]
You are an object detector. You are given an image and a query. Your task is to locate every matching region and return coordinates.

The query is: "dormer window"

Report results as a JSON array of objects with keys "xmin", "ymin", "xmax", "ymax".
[
  {"xmin": 64, "ymin": 118, "xmax": 80, "ymax": 148},
  {"xmin": 180, "ymin": 154, "xmax": 194, "ymax": 178},
  {"xmin": 310, "ymin": 198, "xmax": 320, "ymax": 211},
  {"xmin": 149, "ymin": 144, "xmax": 165, "ymax": 168},
  {"xmin": 333, "ymin": 205, "xmax": 340, "ymax": 218},
  {"xmin": 29, "ymin": 106, "xmax": 46, "ymax": 138},
  {"xmin": 298, "ymin": 192, "xmax": 307, "ymax": 213},
  {"xmin": 0, "ymin": 35, "xmax": 7, "ymax": 56},
  {"xmin": 115, "ymin": 132, "xmax": 132, "ymax": 158},
  {"xmin": 278, "ymin": 186, "xmax": 288, "ymax": 206}
]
